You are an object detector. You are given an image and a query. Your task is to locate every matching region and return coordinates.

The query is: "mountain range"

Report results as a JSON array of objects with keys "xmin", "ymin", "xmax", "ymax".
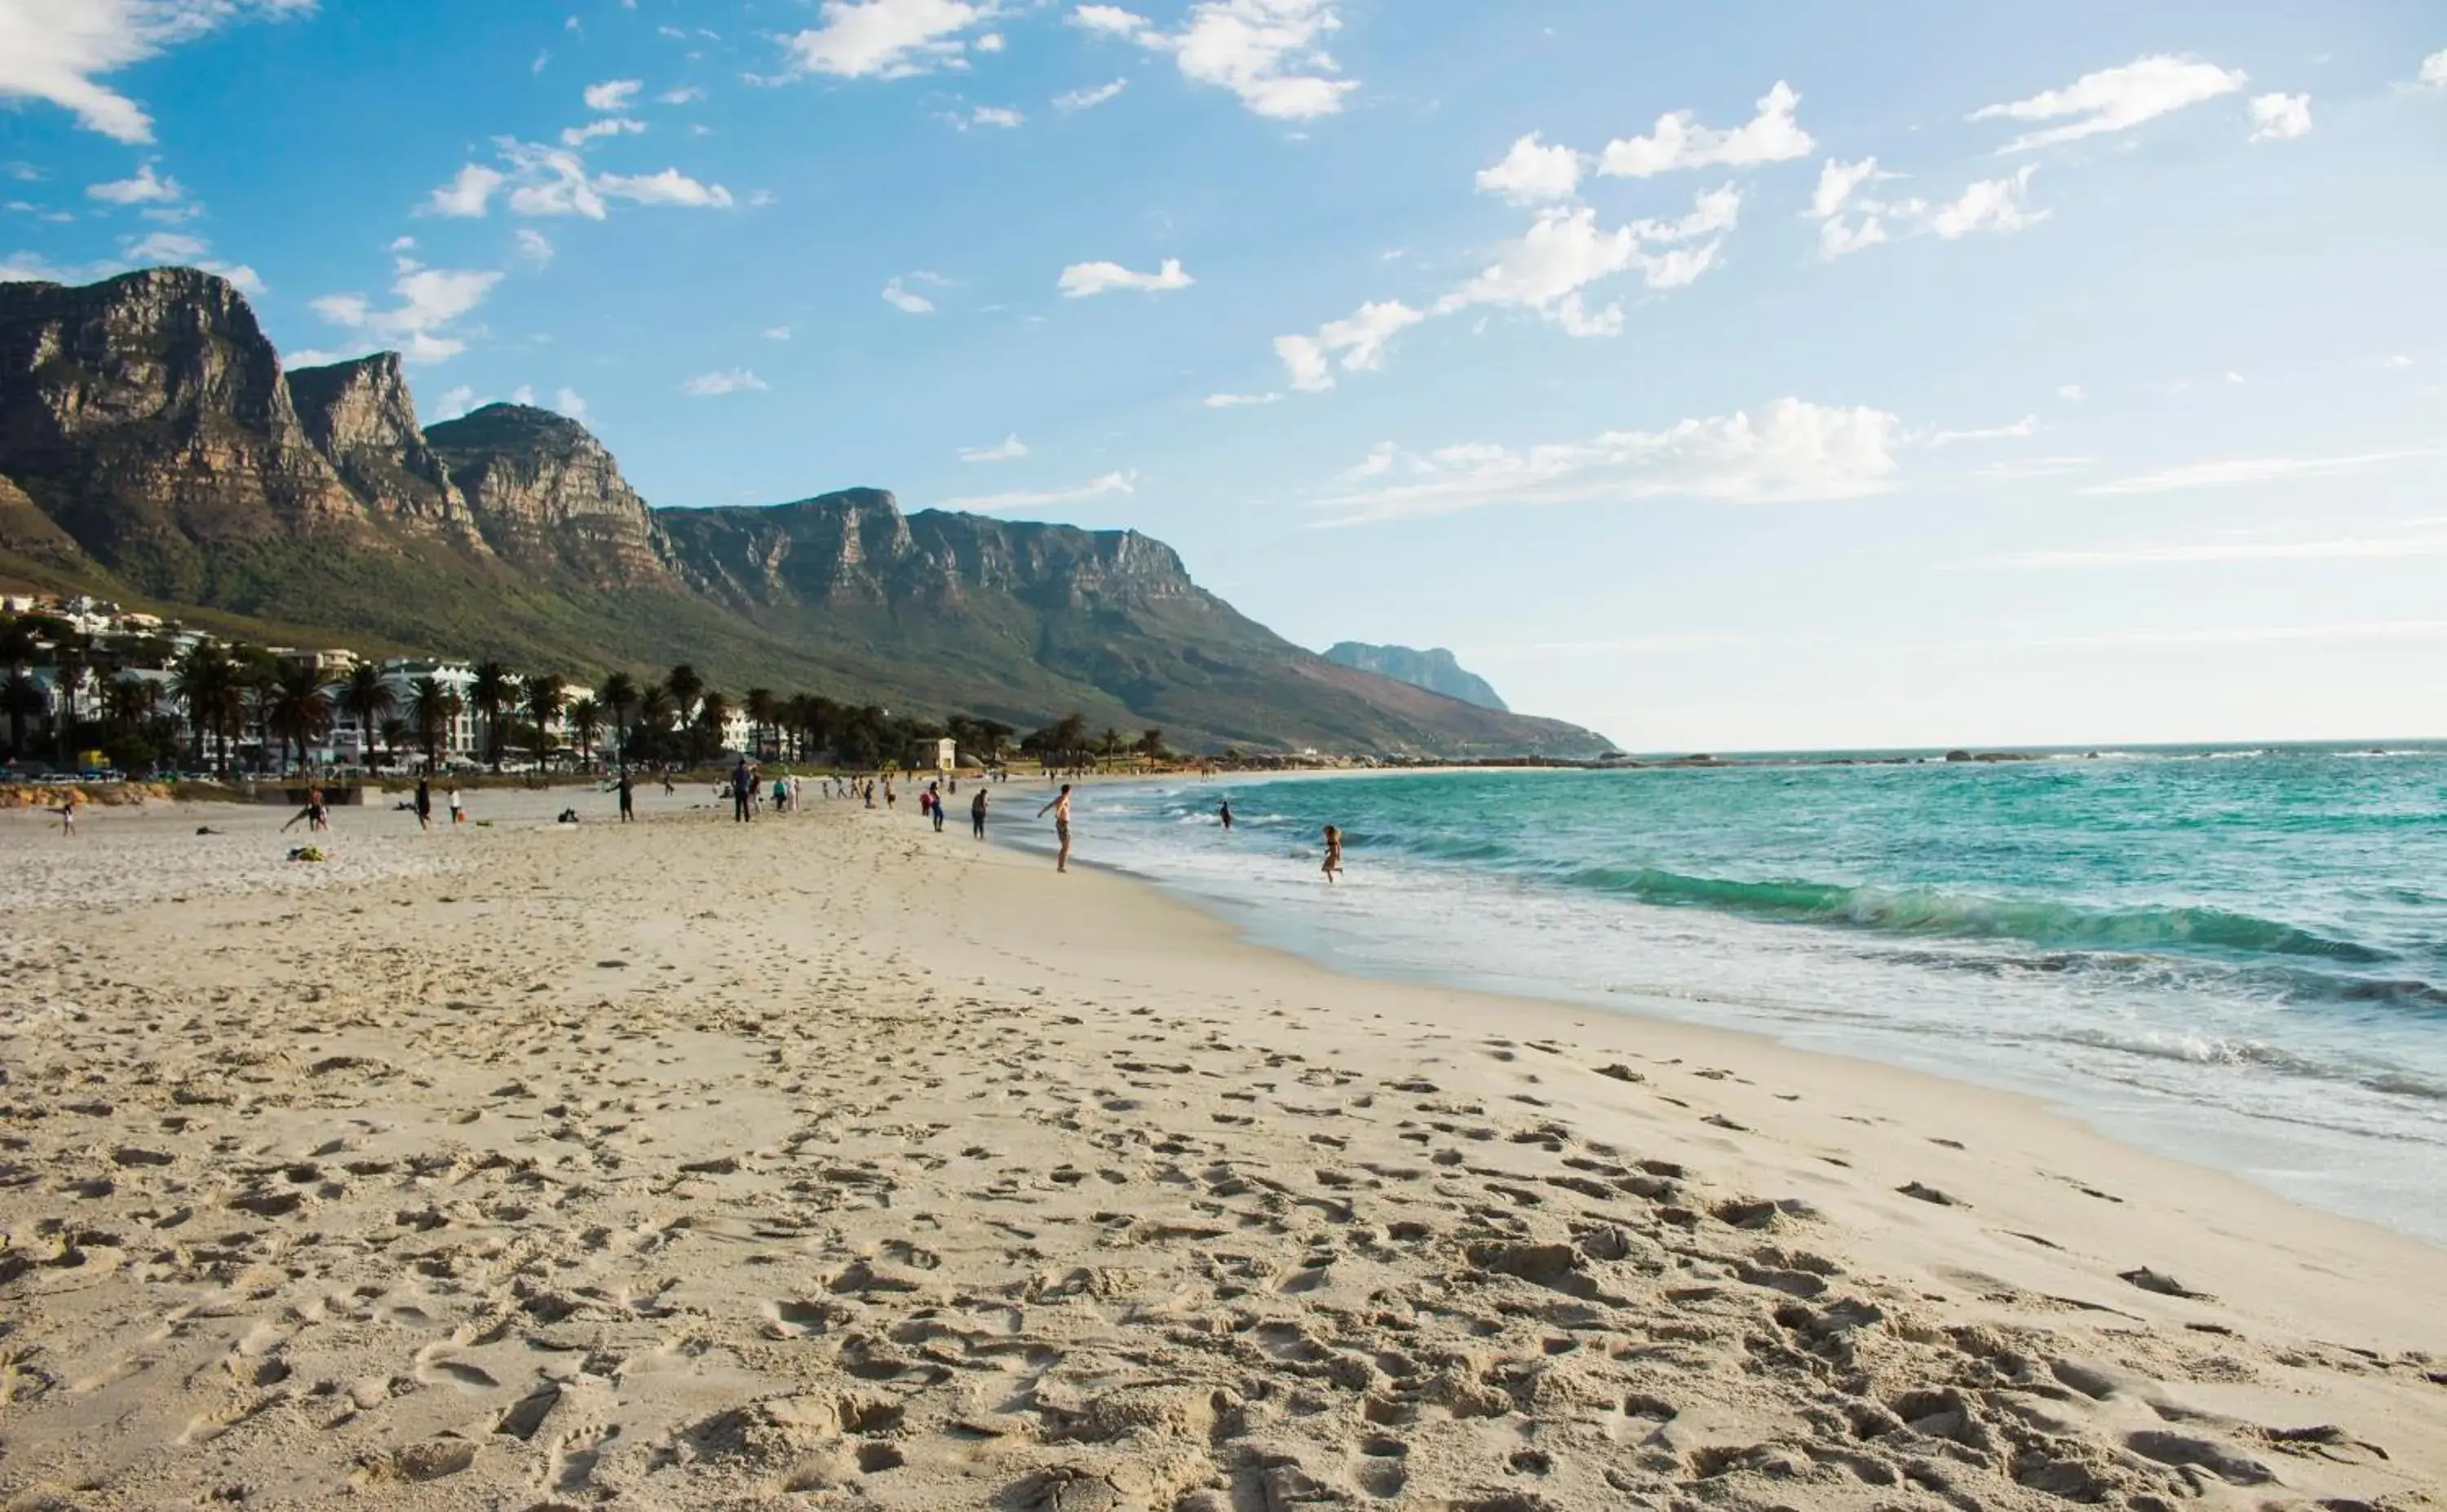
[
  {"xmin": 1322, "ymin": 643, "xmax": 1511, "ymax": 711},
  {"xmin": 0, "ymin": 267, "xmax": 1609, "ymax": 756}
]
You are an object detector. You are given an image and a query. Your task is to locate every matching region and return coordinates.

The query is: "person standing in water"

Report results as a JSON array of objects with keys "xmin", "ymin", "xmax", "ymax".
[
  {"xmin": 1038, "ymin": 783, "xmax": 1074, "ymax": 873},
  {"xmin": 971, "ymin": 786, "xmax": 989, "ymax": 840},
  {"xmin": 1321, "ymin": 824, "xmax": 1343, "ymax": 884},
  {"xmin": 1218, "ymin": 799, "xmax": 1233, "ymax": 832}
]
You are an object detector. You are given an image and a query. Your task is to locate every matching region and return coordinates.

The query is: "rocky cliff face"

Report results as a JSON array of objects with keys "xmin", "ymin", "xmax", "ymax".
[
  {"xmin": 1323, "ymin": 642, "xmax": 1511, "ymax": 711},
  {"xmin": 424, "ymin": 404, "xmax": 670, "ymax": 588},
  {"xmin": 285, "ymin": 353, "xmax": 485, "ymax": 549},
  {"xmin": 0, "ymin": 267, "xmax": 365, "ymax": 595},
  {"xmin": 657, "ymin": 490, "xmax": 1210, "ymax": 616}
]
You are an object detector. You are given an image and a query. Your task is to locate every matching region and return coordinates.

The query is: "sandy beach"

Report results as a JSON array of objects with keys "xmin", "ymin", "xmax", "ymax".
[{"xmin": 2, "ymin": 785, "xmax": 2442, "ymax": 1511}]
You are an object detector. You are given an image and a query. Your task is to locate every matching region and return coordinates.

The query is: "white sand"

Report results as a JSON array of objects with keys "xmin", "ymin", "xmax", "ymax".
[{"xmin": 2, "ymin": 785, "xmax": 2440, "ymax": 1510}]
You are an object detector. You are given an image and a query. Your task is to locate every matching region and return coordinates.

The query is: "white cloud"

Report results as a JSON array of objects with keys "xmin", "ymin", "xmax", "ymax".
[
  {"xmin": 763, "ymin": 324, "xmax": 791, "ymax": 340},
  {"xmin": 1988, "ymin": 536, "xmax": 2447, "ymax": 570},
  {"xmin": 1340, "ymin": 440, "xmax": 1396, "ymax": 480},
  {"xmin": 1057, "ymin": 256, "xmax": 1193, "ymax": 297},
  {"xmin": 2246, "ymin": 91, "xmax": 2312, "ymax": 141},
  {"xmin": 427, "ymin": 163, "xmax": 506, "ymax": 217},
  {"xmin": 583, "ymin": 78, "xmax": 642, "ymax": 110},
  {"xmin": 1598, "ymin": 81, "xmax": 1812, "ymax": 179},
  {"xmin": 0, "ymin": 250, "xmax": 122, "ymax": 283},
  {"xmin": 1808, "ymin": 157, "xmax": 1878, "ymax": 220},
  {"xmin": 388, "ymin": 234, "xmax": 417, "ymax": 251},
  {"xmin": 1316, "ymin": 398, "xmax": 1904, "ymax": 526},
  {"xmin": 1476, "ymin": 132, "xmax": 1582, "ymax": 204},
  {"xmin": 942, "ymin": 469, "xmax": 1138, "ymax": 513},
  {"xmin": 1971, "ymin": 55, "xmax": 2247, "ymax": 153},
  {"xmin": 1436, "ymin": 191, "xmax": 1737, "ymax": 335},
  {"xmin": 122, "ymin": 228, "xmax": 204, "ymax": 261},
  {"xmin": 2424, "ymin": 49, "xmax": 2447, "ymax": 89},
  {"xmin": 781, "ymin": 0, "xmax": 998, "ymax": 80},
  {"xmin": 560, "ymin": 116, "xmax": 646, "ymax": 147},
  {"xmin": 1075, "ymin": 0, "xmax": 1357, "ymax": 120},
  {"xmin": 310, "ymin": 262, "xmax": 502, "ymax": 365},
  {"xmin": 501, "ymin": 144, "xmax": 604, "ymax": 219},
  {"xmin": 1927, "ymin": 166, "xmax": 2045, "ymax": 238},
  {"xmin": 1925, "ymin": 415, "xmax": 2038, "ymax": 447},
  {"xmin": 681, "ymin": 368, "xmax": 768, "ymax": 396},
  {"xmin": 2079, "ymin": 449, "xmax": 2435, "ymax": 496},
  {"xmin": 658, "ymin": 86, "xmax": 705, "ymax": 104},
  {"xmin": 515, "ymin": 227, "xmax": 553, "ymax": 265},
  {"xmin": 954, "ymin": 104, "xmax": 1024, "ymax": 129},
  {"xmin": 957, "ymin": 433, "xmax": 1029, "ymax": 462},
  {"xmin": 1273, "ymin": 299, "xmax": 1424, "ymax": 391},
  {"xmin": 1054, "ymin": 77, "xmax": 1127, "ymax": 112},
  {"xmin": 1071, "ymin": 6, "xmax": 1148, "ymax": 37},
  {"xmin": 431, "ymin": 385, "xmax": 480, "ymax": 420},
  {"xmin": 595, "ymin": 168, "xmax": 732, "ymax": 207},
  {"xmin": 882, "ymin": 276, "xmax": 935, "ymax": 314},
  {"xmin": 1971, "ymin": 455, "xmax": 2095, "ymax": 482},
  {"xmin": 0, "ymin": 0, "xmax": 314, "ymax": 144},
  {"xmin": 553, "ymin": 387, "xmax": 587, "ymax": 419},
  {"xmin": 1808, "ymin": 156, "xmax": 2042, "ymax": 255},
  {"xmin": 976, "ymin": 31, "xmax": 1003, "ymax": 52},
  {"xmin": 2383, "ymin": 354, "xmax": 2412, "ymax": 370},
  {"xmin": 86, "ymin": 160, "xmax": 181, "ymax": 205},
  {"xmin": 511, "ymin": 384, "xmax": 537, "ymax": 405},
  {"xmin": 2058, "ymin": 382, "xmax": 2086, "ymax": 400},
  {"xmin": 1204, "ymin": 391, "xmax": 1281, "ymax": 408},
  {"xmin": 117, "ymin": 226, "xmax": 260, "ymax": 290},
  {"xmin": 2224, "ymin": 369, "xmax": 2246, "ymax": 385}
]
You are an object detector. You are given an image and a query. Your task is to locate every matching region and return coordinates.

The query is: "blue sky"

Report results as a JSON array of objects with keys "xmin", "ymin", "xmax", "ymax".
[{"xmin": 3, "ymin": 0, "xmax": 2445, "ymax": 749}]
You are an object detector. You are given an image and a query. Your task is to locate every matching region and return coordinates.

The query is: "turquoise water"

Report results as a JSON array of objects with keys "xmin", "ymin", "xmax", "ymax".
[{"xmin": 1012, "ymin": 746, "xmax": 2447, "ymax": 1245}]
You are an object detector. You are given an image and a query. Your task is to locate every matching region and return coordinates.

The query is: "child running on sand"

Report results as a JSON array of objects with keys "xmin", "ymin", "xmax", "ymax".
[{"xmin": 1321, "ymin": 824, "xmax": 1343, "ymax": 884}]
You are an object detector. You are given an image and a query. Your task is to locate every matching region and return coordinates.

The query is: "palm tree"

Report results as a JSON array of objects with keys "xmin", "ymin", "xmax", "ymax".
[
  {"xmin": 599, "ymin": 671, "xmax": 637, "ymax": 767},
  {"xmin": 666, "ymin": 664, "xmax": 704, "ymax": 726},
  {"xmin": 745, "ymin": 687, "xmax": 777, "ymax": 760},
  {"xmin": 566, "ymin": 696, "xmax": 601, "ymax": 768},
  {"xmin": 469, "ymin": 660, "xmax": 515, "ymax": 772},
  {"xmin": 408, "ymin": 676, "xmax": 462, "ymax": 774},
  {"xmin": 170, "ymin": 643, "xmax": 239, "ymax": 775},
  {"xmin": 635, "ymin": 680, "xmax": 672, "ymax": 761},
  {"xmin": 49, "ymin": 628, "xmax": 92, "ymax": 766},
  {"xmin": 1, "ymin": 669, "xmax": 42, "ymax": 759},
  {"xmin": 379, "ymin": 715, "xmax": 410, "ymax": 763},
  {"xmin": 264, "ymin": 664, "xmax": 335, "ymax": 775},
  {"xmin": 339, "ymin": 662, "xmax": 396, "ymax": 771},
  {"xmin": 524, "ymin": 674, "xmax": 567, "ymax": 764},
  {"xmin": 695, "ymin": 689, "xmax": 731, "ymax": 758},
  {"xmin": 104, "ymin": 674, "xmax": 159, "ymax": 735},
  {"xmin": 1136, "ymin": 727, "xmax": 1166, "ymax": 763}
]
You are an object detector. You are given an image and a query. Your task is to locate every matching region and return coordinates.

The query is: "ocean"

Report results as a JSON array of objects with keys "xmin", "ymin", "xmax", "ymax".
[{"xmin": 995, "ymin": 745, "xmax": 2447, "ymax": 1247}]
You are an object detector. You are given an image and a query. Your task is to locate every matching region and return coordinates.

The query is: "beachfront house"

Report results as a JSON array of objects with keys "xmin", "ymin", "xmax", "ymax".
[{"xmin": 910, "ymin": 736, "xmax": 957, "ymax": 773}]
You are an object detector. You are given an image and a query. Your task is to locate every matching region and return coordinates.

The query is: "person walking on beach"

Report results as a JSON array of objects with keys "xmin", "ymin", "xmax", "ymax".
[
  {"xmin": 447, "ymin": 785, "xmax": 464, "ymax": 826},
  {"xmin": 1321, "ymin": 824, "xmax": 1343, "ymax": 884},
  {"xmin": 661, "ymin": 769, "xmax": 675, "ymax": 797},
  {"xmin": 1038, "ymin": 783, "xmax": 1074, "ymax": 873},
  {"xmin": 1219, "ymin": 799, "xmax": 1233, "ymax": 832},
  {"xmin": 414, "ymin": 776, "xmax": 432, "ymax": 831},
  {"xmin": 55, "ymin": 789, "xmax": 80, "ymax": 837},
  {"xmin": 928, "ymin": 781, "xmax": 946, "ymax": 833},
  {"xmin": 731, "ymin": 757, "xmax": 754, "ymax": 823},
  {"xmin": 971, "ymin": 786, "xmax": 989, "ymax": 840},
  {"xmin": 616, "ymin": 769, "xmax": 635, "ymax": 823}
]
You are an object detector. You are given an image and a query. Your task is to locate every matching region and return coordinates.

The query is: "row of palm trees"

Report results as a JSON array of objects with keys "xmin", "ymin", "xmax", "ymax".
[{"xmin": 7, "ymin": 604, "xmax": 1166, "ymax": 779}]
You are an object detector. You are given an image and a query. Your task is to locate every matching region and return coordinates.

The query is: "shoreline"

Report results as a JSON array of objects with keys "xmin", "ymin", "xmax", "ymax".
[{"xmin": 4, "ymin": 789, "xmax": 2443, "ymax": 1507}]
